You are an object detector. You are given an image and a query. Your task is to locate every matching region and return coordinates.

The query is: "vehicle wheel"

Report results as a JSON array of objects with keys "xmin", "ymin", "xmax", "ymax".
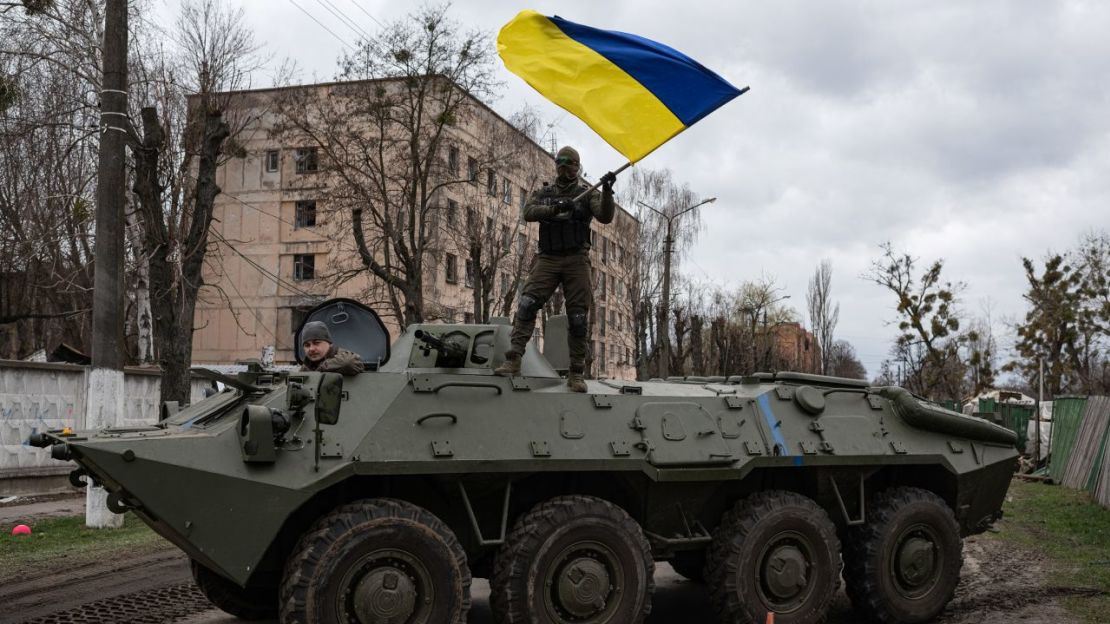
[
  {"xmin": 191, "ymin": 560, "xmax": 277, "ymax": 620},
  {"xmin": 669, "ymin": 549, "xmax": 706, "ymax": 583},
  {"xmin": 280, "ymin": 498, "xmax": 470, "ymax": 624},
  {"xmin": 490, "ymin": 495, "xmax": 654, "ymax": 624},
  {"xmin": 706, "ymin": 491, "xmax": 841, "ymax": 624},
  {"xmin": 843, "ymin": 487, "xmax": 962, "ymax": 624}
]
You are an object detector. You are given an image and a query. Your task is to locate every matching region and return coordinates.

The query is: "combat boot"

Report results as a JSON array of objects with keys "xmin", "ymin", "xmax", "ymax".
[
  {"xmin": 567, "ymin": 367, "xmax": 587, "ymax": 393},
  {"xmin": 494, "ymin": 351, "xmax": 522, "ymax": 376}
]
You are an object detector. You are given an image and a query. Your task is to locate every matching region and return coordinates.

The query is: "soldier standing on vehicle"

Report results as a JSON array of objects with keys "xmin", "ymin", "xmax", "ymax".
[
  {"xmin": 494, "ymin": 146, "xmax": 615, "ymax": 392},
  {"xmin": 300, "ymin": 321, "xmax": 365, "ymax": 375}
]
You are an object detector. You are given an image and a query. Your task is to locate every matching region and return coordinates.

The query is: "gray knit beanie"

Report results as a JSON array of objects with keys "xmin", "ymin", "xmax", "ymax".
[{"xmin": 301, "ymin": 321, "xmax": 332, "ymax": 344}]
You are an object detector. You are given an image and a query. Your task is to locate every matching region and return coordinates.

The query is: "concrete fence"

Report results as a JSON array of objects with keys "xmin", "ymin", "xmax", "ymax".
[{"xmin": 0, "ymin": 360, "xmax": 210, "ymax": 491}]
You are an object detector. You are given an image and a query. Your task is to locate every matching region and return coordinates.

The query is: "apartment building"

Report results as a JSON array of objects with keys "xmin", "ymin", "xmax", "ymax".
[{"xmin": 191, "ymin": 78, "xmax": 639, "ymax": 380}]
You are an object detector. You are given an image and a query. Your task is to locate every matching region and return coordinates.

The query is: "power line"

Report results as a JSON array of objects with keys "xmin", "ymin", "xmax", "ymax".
[
  {"xmin": 346, "ymin": 0, "xmax": 386, "ymax": 29},
  {"xmin": 209, "ymin": 228, "xmax": 318, "ymax": 298},
  {"xmin": 287, "ymin": 0, "xmax": 355, "ymax": 51},
  {"xmin": 207, "ymin": 247, "xmax": 282, "ymax": 343},
  {"xmin": 316, "ymin": 0, "xmax": 372, "ymax": 40},
  {"xmin": 219, "ymin": 186, "xmax": 326, "ymax": 237}
]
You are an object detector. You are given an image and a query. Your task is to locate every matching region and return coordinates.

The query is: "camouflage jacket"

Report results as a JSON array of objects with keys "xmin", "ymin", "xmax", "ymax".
[{"xmin": 301, "ymin": 345, "xmax": 364, "ymax": 375}]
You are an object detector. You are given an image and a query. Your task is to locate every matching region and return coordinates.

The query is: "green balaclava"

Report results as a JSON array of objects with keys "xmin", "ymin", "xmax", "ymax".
[{"xmin": 555, "ymin": 146, "xmax": 580, "ymax": 186}]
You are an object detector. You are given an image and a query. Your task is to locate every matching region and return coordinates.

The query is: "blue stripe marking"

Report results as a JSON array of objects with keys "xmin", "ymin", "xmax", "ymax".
[
  {"xmin": 550, "ymin": 15, "xmax": 743, "ymax": 126},
  {"xmin": 757, "ymin": 393, "xmax": 799, "ymax": 463}
]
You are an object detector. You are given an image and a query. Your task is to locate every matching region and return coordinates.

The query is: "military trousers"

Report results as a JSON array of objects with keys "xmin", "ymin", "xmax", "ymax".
[{"xmin": 509, "ymin": 251, "xmax": 593, "ymax": 369}]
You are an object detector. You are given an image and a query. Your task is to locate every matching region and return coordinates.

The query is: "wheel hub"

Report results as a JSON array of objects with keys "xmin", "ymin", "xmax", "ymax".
[
  {"xmin": 896, "ymin": 536, "xmax": 937, "ymax": 588},
  {"xmin": 351, "ymin": 565, "xmax": 417, "ymax": 624},
  {"xmin": 762, "ymin": 543, "xmax": 810, "ymax": 600},
  {"xmin": 555, "ymin": 556, "xmax": 613, "ymax": 618}
]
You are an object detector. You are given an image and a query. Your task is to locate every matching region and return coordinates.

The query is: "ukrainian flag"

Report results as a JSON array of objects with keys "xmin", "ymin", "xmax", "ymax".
[{"xmin": 498, "ymin": 10, "xmax": 745, "ymax": 163}]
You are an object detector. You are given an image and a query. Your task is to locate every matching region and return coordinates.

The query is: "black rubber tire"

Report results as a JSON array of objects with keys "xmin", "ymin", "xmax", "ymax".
[
  {"xmin": 279, "ymin": 498, "xmax": 471, "ymax": 624},
  {"xmin": 669, "ymin": 549, "xmax": 706, "ymax": 583},
  {"xmin": 843, "ymin": 487, "xmax": 963, "ymax": 624},
  {"xmin": 706, "ymin": 491, "xmax": 841, "ymax": 624},
  {"xmin": 489, "ymin": 495, "xmax": 654, "ymax": 624},
  {"xmin": 191, "ymin": 560, "xmax": 278, "ymax": 620}
]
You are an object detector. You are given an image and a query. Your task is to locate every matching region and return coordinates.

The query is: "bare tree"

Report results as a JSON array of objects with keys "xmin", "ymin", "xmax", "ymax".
[
  {"xmin": 807, "ymin": 259, "xmax": 839, "ymax": 375},
  {"xmin": 827, "ymin": 340, "xmax": 867, "ymax": 379},
  {"xmin": 436, "ymin": 108, "xmax": 548, "ymax": 322},
  {"xmin": 865, "ymin": 242, "xmax": 970, "ymax": 399},
  {"xmin": 619, "ymin": 167, "xmax": 703, "ymax": 378},
  {"xmin": 0, "ymin": 0, "xmax": 102, "ymax": 357},
  {"xmin": 272, "ymin": 4, "xmax": 498, "ymax": 326},
  {"xmin": 126, "ymin": 0, "xmax": 261, "ymax": 403}
]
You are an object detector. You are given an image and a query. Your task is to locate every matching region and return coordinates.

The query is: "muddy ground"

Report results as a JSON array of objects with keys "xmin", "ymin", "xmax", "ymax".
[{"xmin": 1, "ymin": 515, "xmax": 1089, "ymax": 624}]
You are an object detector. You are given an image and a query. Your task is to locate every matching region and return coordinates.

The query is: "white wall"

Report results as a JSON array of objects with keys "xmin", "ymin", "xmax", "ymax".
[{"xmin": 0, "ymin": 361, "xmax": 209, "ymax": 481}]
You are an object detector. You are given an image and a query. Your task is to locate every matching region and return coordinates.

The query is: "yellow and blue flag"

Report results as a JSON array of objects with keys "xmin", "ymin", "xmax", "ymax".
[{"xmin": 497, "ymin": 10, "xmax": 745, "ymax": 163}]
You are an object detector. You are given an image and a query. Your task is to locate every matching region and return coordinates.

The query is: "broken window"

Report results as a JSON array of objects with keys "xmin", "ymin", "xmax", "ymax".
[
  {"xmin": 294, "ymin": 147, "xmax": 318, "ymax": 174},
  {"xmin": 294, "ymin": 200, "xmax": 316, "ymax": 229},
  {"xmin": 293, "ymin": 254, "xmax": 315, "ymax": 280}
]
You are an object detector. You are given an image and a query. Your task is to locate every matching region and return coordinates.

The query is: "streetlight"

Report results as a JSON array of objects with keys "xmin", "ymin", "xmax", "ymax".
[{"xmin": 636, "ymin": 197, "xmax": 716, "ymax": 378}]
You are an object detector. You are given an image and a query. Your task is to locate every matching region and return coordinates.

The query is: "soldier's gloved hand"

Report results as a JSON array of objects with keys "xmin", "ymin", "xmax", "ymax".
[
  {"xmin": 600, "ymin": 171, "xmax": 617, "ymax": 194},
  {"xmin": 552, "ymin": 198, "xmax": 576, "ymax": 218}
]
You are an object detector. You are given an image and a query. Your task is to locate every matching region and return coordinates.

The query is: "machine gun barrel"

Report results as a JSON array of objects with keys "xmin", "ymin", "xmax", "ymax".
[{"xmin": 414, "ymin": 329, "xmax": 468, "ymax": 360}]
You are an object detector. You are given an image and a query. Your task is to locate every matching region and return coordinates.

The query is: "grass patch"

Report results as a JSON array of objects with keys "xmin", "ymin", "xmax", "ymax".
[
  {"xmin": 992, "ymin": 479, "xmax": 1110, "ymax": 623},
  {"xmin": 0, "ymin": 513, "xmax": 169, "ymax": 582}
]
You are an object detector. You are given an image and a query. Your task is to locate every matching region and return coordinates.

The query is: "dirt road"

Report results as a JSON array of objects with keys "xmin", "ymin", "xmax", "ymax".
[{"xmin": 3, "ymin": 530, "xmax": 1086, "ymax": 624}]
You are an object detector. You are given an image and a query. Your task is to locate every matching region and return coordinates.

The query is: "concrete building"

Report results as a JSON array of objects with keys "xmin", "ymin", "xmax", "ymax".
[{"xmin": 191, "ymin": 78, "xmax": 639, "ymax": 380}]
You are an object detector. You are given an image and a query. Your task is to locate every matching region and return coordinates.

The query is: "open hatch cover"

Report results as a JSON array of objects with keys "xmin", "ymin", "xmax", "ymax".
[{"xmin": 294, "ymin": 298, "xmax": 390, "ymax": 368}]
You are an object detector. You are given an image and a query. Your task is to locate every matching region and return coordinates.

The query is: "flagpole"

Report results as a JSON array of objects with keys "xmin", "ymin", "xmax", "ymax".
[{"xmin": 573, "ymin": 161, "xmax": 633, "ymax": 202}]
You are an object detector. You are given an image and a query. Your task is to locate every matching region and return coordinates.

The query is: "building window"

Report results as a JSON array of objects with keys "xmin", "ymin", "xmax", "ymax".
[
  {"xmin": 599, "ymin": 344, "xmax": 606, "ymax": 372},
  {"xmin": 293, "ymin": 254, "xmax": 315, "ymax": 280},
  {"xmin": 290, "ymin": 306, "xmax": 313, "ymax": 335},
  {"xmin": 464, "ymin": 259, "xmax": 475, "ymax": 287},
  {"xmin": 517, "ymin": 232, "xmax": 526, "ymax": 254},
  {"xmin": 468, "ymin": 157, "xmax": 478, "ymax": 183},
  {"xmin": 445, "ymin": 253, "xmax": 458, "ymax": 283},
  {"xmin": 501, "ymin": 224, "xmax": 510, "ymax": 251},
  {"xmin": 487, "ymin": 169, "xmax": 496, "ymax": 196},
  {"xmin": 265, "ymin": 150, "xmax": 279, "ymax": 172},
  {"xmin": 294, "ymin": 147, "xmax": 318, "ymax": 174},
  {"xmin": 447, "ymin": 200, "xmax": 458, "ymax": 226},
  {"xmin": 626, "ymin": 347, "xmax": 632, "ymax": 366},
  {"xmin": 600, "ymin": 311, "xmax": 606, "ymax": 337},
  {"xmin": 519, "ymin": 188, "xmax": 527, "ymax": 209},
  {"xmin": 502, "ymin": 177, "xmax": 511, "ymax": 204},
  {"xmin": 448, "ymin": 145, "xmax": 459, "ymax": 175},
  {"xmin": 294, "ymin": 200, "xmax": 316, "ymax": 229},
  {"xmin": 599, "ymin": 272, "xmax": 606, "ymax": 300},
  {"xmin": 501, "ymin": 271, "xmax": 511, "ymax": 296},
  {"xmin": 602, "ymin": 237, "xmax": 608, "ymax": 263},
  {"xmin": 464, "ymin": 312, "xmax": 474, "ymax": 324},
  {"xmin": 610, "ymin": 309, "xmax": 617, "ymax": 332}
]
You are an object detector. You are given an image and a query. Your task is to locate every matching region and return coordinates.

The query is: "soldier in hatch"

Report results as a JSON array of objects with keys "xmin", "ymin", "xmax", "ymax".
[
  {"xmin": 494, "ymin": 146, "xmax": 615, "ymax": 392},
  {"xmin": 300, "ymin": 321, "xmax": 365, "ymax": 375}
]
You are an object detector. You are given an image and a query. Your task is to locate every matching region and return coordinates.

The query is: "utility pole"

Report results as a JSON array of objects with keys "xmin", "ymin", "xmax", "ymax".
[
  {"xmin": 1036, "ymin": 357, "xmax": 1044, "ymax": 463},
  {"xmin": 637, "ymin": 197, "xmax": 715, "ymax": 379},
  {"xmin": 86, "ymin": 0, "xmax": 128, "ymax": 529}
]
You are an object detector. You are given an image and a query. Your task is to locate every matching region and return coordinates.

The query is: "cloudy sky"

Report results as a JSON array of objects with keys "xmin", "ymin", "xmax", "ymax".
[{"xmin": 162, "ymin": 0, "xmax": 1110, "ymax": 378}]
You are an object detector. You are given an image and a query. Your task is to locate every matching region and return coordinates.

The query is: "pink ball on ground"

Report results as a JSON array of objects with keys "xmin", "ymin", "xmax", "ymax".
[{"xmin": 11, "ymin": 524, "xmax": 31, "ymax": 536}]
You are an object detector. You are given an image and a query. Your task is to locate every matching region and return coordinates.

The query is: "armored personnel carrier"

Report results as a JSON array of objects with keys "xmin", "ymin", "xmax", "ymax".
[{"xmin": 30, "ymin": 298, "xmax": 1018, "ymax": 624}]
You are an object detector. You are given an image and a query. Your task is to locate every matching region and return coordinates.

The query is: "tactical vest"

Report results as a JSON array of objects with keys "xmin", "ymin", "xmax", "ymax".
[{"xmin": 538, "ymin": 183, "xmax": 593, "ymax": 254}]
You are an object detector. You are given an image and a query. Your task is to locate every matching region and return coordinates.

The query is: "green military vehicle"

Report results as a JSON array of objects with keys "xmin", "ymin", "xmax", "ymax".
[{"xmin": 30, "ymin": 298, "xmax": 1018, "ymax": 624}]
